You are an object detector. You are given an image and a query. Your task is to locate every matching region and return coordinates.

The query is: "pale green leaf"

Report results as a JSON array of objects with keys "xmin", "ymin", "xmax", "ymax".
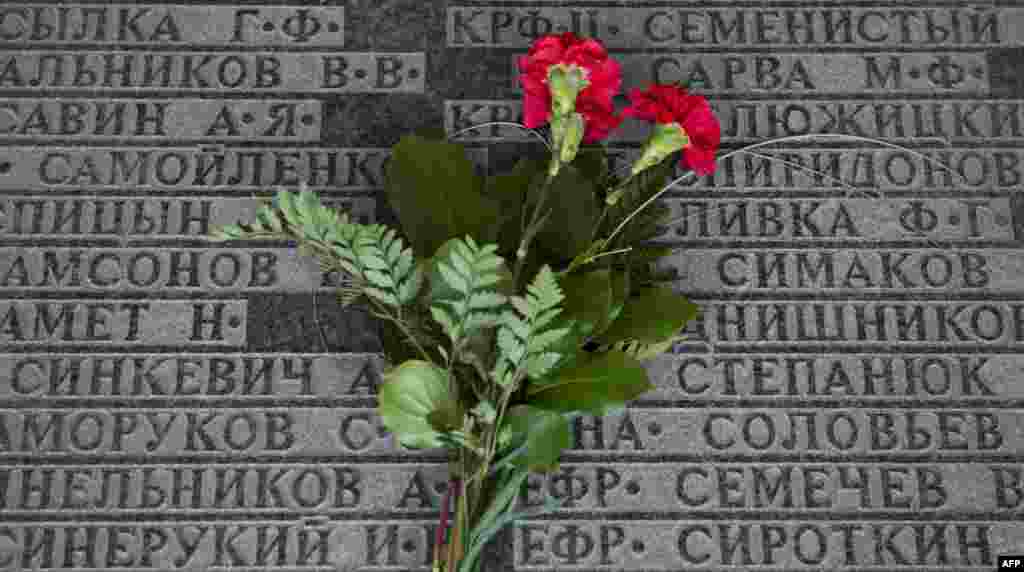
[
  {"xmin": 378, "ymin": 360, "xmax": 459, "ymax": 449},
  {"xmin": 364, "ymin": 269, "xmax": 395, "ymax": 289},
  {"xmin": 524, "ymin": 352, "xmax": 562, "ymax": 378},
  {"xmin": 468, "ymin": 291, "xmax": 507, "ymax": 310}
]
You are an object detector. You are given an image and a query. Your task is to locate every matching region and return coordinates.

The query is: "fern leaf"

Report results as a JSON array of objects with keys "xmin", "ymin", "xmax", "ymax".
[
  {"xmin": 468, "ymin": 292, "xmax": 507, "ymax": 311},
  {"xmin": 524, "ymin": 353, "xmax": 561, "ymax": 378},
  {"xmin": 491, "ymin": 264, "xmax": 569, "ymax": 390}
]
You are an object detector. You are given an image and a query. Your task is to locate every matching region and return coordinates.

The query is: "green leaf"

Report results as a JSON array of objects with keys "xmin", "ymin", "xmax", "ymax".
[
  {"xmin": 471, "ymin": 399, "xmax": 497, "ymax": 424},
  {"xmin": 528, "ymin": 165, "xmax": 598, "ymax": 262},
  {"xmin": 427, "ymin": 238, "xmax": 466, "ymax": 303},
  {"xmin": 459, "ymin": 473, "xmax": 558, "ymax": 572},
  {"xmin": 526, "ymin": 351, "xmax": 652, "ymax": 415},
  {"xmin": 378, "ymin": 360, "xmax": 459, "ymax": 449},
  {"xmin": 570, "ymin": 145, "xmax": 610, "ymax": 188},
  {"xmin": 483, "ymin": 158, "xmax": 542, "ymax": 256},
  {"xmin": 384, "ymin": 134, "xmax": 501, "ymax": 257},
  {"xmin": 553, "ymin": 268, "xmax": 613, "ymax": 339},
  {"xmin": 598, "ymin": 285, "xmax": 700, "ymax": 345},
  {"xmin": 501, "ymin": 405, "xmax": 571, "ymax": 473},
  {"xmin": 602, "ymin": 156, "xmax": 675, "ymax": 248}
]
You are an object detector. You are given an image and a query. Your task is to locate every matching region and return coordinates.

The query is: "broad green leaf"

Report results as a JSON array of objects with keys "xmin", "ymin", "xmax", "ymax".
[
  {"xmin": 500, "ymin": 405, "xmax": 571, "ymax": 473},
  {"xmin": 553, "ymin": 268, "xmax": 613, "ymax": 339},
  {"xmin": 598, "ymin": 285, "xmax": 700, "ymax": 345},
  {"xmin": 525, "ymin": 351, "xmax": 652, "ymax": 415},
  {"xmin": 528, "ymin": 165, "xmax": 598, "ymax": 262},
  {"xmin": 570, "ymin": 145, "xmax": 610, "ymax": 188},
  {"xmin": 384, "ymin": 134, "xmax": 501, "ymax": 257},
  {"xmin": 483, "ymin": 158, "xmax": 542, "ymax": 256},
  {"xmin": 378, "ymin": 360, "xmax": 460, "ymax": 449}
]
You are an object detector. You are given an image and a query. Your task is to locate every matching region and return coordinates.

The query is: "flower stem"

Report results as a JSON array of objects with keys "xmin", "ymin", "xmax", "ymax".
[{"xmin": 512, "ymin": 169, "xmax": 557, "ymax": 291}]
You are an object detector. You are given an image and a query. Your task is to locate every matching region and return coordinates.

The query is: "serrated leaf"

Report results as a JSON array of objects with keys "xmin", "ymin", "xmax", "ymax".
[
  {"xmin": 393, "ymin": 251, "xmax": 414, "ymax": 281},
  {"xmin": 527, "ymin": 327, "xmax": 570, "ymax": 354},
  {"xmin": 398, "ymin": 264, "xmax": 425, "ymax": 304},
  {"xmin": 524, "ymin": 352, "xmax": 561, "ymax": 378},
  {"xmin": 364, "ymin": 269, "xmax": 395, "ymax": 289},
  {"xmin": 465, "ymin": 312, "xmax": 503, "ymax": 331},
  {"xmin": 364, "ymin": 286, "xmax": 399, "ymax": 307},
  {"xmin": 436, "ymin": 261, "xmax": 469, "ymax": 293},
  {"xmin": 509, "ymin": 297, "xmax": 531, "ymax": 318},
  {"xmin": 468, "ymin": 291, "xmax": 506, "ymax": 310},
  {"xmin": 430, "ymin": 307, "xmax": 457, "ymax": 338}
]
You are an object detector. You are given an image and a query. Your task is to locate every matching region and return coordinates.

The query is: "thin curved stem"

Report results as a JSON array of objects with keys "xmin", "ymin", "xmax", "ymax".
[
  {"xmin": 602, "ymin": 134, "xmax": 974, "ymax": 253},
  {"xmin": 448, "ymin": 122, "xmax": 552, "ymax": 151}
]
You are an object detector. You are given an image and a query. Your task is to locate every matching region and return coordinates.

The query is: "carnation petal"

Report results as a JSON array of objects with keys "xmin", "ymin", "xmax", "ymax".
[{"xmin": 523, "ymin": 93, "xmax": 552, "ymax": 128}]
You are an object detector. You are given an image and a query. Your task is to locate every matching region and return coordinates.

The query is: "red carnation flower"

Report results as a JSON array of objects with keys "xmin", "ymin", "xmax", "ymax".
[
  {"xmin": 575, "ymin": 97, "xmax": 623, "ymax": 143},
  {"xmin": 518, "ymin": 32, "xmax": 622, "ymax": 142},
  {"xmin": 624, "ymin": 83, "xmax": 721, "ymax": 175}
]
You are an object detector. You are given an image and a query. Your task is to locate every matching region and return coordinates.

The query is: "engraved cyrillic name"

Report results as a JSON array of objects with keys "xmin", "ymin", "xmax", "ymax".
[
  {"xmin": 646, "ymin": 353, "xmax": 1015, "ymax": 400},
  {"xmin": 446, "ymin": 99, "xmax": 1024, "ymax": 143},
  {"xmin": 659, "ymin": 249, "xmax": 1020, "ymax": 292},
  {"xmin": 0, "ymin": 248, "xmax": 316, "ymax": 292},
  {"xmin": 679, "ymin": 300, "xmax": 1024, "ymax": 346},
  {"xmin": 0, "ymin": 4, "xmax": 345, "ymax": 45},
  {"xmin": 624, "ymin": 53, "xmax": 987, "ymax": 93},
  {"xmin": 0, "ymin": 300, "xmax": 245, "ymax": 344},
  {"xmin": 566, "ymin": 409, "xmax": 1014, "ymax": 453},
  {"xmin": 0, "ymin": 197, "xmax": 374, "ymax": 238},
  {"xmin": 448, "ymin": 6, "xmax": 1015, "ymax": 48},
  {"xmin": 0, "ymin": 354, "xmax": 383, "ymax": 398},
  {"xmin": 515, "ymin": 463, "xmax": 990, "ymax": 512},
  {"xmin": 515, "ymin": 519, "xmax": 1004, "ymax": 568},
  {"xmin": 656, "ymin": 198, "xmax": 1012, "ymax": 241},
  {"xmin": 0, "ymin": 520, "xmax": 439, "ymax": 569},
  {"xmin": 0, "ymin": 52, "xmax": 424, "ymax": 93},
  {"xmin": 0, "ymin": 147, "xmax": 390, "ymax": 190},
  {"xmin": 0, "ymin": 407, "xmax": 423, "ymax": 456},
  {"xmin": 0, "ymin": 99, "xmax": 321, "ymax": 140}
]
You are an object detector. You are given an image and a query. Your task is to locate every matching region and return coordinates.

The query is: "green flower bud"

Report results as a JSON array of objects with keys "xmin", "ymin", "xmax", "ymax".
[
  {"xmin": 549, "ymin": 112, "xmax": 585, "ymax": 177},
  {"xmin": 547, "ymin": 64, "xmax": 590, "ymax": 117},
  {"xmin": 630, "ymin": 122, "xmax": 689, "ymax": 177}
]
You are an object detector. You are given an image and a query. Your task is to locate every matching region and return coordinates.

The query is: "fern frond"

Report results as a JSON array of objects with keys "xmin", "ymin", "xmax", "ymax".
[
  {"xmin": 209, "ymin": 188, "xmax": 424, "ymax": 310},
  {"xmin": 428, "ymin": 236, "xmax": 510, "ymax": 354},
  {"xmin": 491, "ymin": 265, "xmax": 572, "ymax": 389}
]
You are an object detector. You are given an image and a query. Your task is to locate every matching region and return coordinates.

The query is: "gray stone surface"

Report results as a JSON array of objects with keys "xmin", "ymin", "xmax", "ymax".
[{"xmin": 1, "ymin": 0, "xmax": 1023, "ymax": 570}]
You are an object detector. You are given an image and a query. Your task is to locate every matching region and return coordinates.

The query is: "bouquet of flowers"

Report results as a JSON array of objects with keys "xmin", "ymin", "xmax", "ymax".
[{"xmin": 210, "ymin": 32, "xmax": 720, "ymax": 572}]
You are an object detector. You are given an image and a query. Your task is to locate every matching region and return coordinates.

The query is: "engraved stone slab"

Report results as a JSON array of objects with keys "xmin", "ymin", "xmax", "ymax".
[{"xmin": 2, "ymin": 0, "xmax": 1024, "ymax": 569}]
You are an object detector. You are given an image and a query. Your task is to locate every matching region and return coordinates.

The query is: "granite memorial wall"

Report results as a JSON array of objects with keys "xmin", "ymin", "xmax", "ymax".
[{"xmin": 0, "ymin": 0, "xmax": 1023, "ymax": 570}]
